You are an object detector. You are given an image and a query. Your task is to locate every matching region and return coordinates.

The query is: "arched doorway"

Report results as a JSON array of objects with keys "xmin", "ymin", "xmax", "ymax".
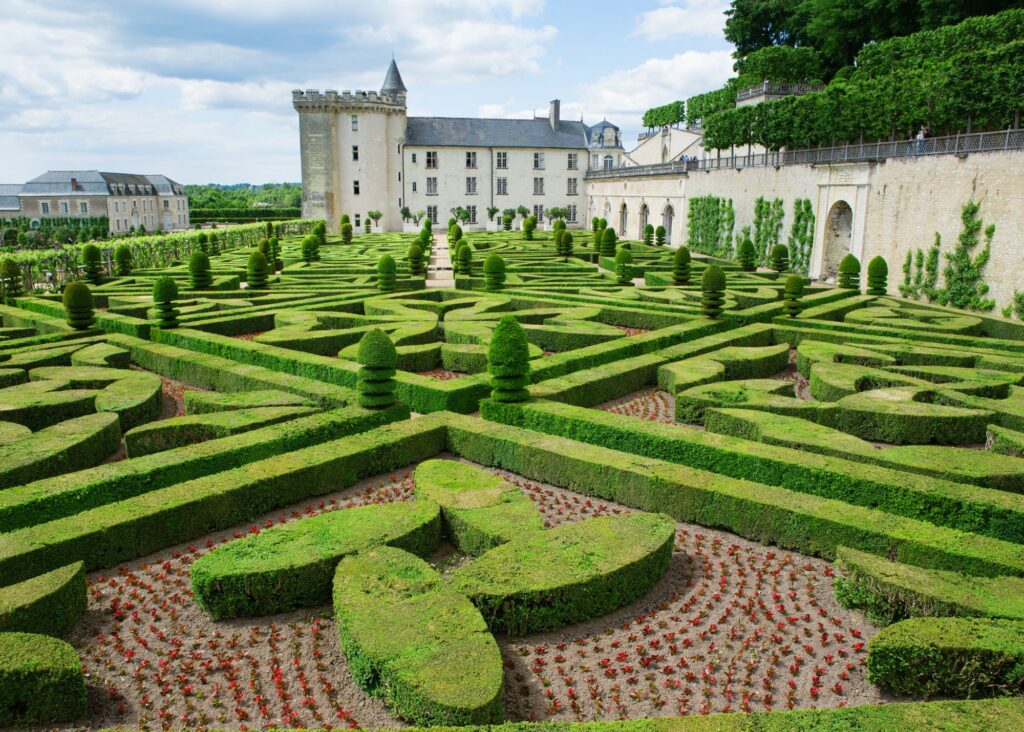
[
  {"xmin": 639, "ymin": 204, "xmax": 649, "ymax": 235},
  {"xmin": 619, "ymin": 203, "xmax": 628, "ymax": 237},
  {"xmin": 822, "ymin": 201, "xmax": 853, "ymax": 279},
  {"xmin": 662, "ymin": 205, "xmax": 674, "ymax": 245},
  {"xmin": 602, "ymin": 201, "xmax": 611, "ymax": 224}
]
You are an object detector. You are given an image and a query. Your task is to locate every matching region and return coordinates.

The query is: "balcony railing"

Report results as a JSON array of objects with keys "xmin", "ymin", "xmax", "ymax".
[{"xmin": 735, "ymin": 82, "xmax": 826, "ymax": 102}]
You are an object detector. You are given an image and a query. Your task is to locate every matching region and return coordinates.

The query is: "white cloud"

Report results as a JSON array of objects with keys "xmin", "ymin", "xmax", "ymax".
[
  {"xmin": 632, "ymin": 0, "xmax": 730, "ymax": 42},
  {"xmin": 410, "ymin": 22, "xmax": 557, "ymax": 81}
]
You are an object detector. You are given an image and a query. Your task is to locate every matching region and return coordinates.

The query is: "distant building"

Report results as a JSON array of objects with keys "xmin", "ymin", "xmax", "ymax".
[
  {"xmin": 0, "ymin": 171, "xmax": 190, "ymax": 233},
  {"xmin": 293, "ymin": 59, "xmax": 625, "ymax": 231}
]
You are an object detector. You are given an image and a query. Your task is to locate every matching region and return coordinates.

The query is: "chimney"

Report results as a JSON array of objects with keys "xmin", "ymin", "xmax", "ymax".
[
  {"xmin": 70, "ymin": 177, "xmax": 77, "ymax": 191},
  {"xmin": 549, "ymin": 99, "xmax": 560, "ymax": 131}
]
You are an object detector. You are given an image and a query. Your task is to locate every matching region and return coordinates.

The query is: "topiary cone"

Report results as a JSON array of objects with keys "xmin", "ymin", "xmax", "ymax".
[
  {"xmin": 483, "ymin": 254, "xmax": 506, "ymax": 292},
  {"xmin": 456, "ymin": 243, "xmax": 472, "ymax": 275},
  {"xmin": 189, "ymin": 251, "xmax": 212, "ymax": 289},
  {"xmin": 770, "ymin": 244, "xmax": 789, "ymax": 273},
  {"xmin": 600, "ymin": 227, "xmax": 617, "ymax": 258},
  {"xmin": 614, "ymin": 248, "xmax": 633, "ymax": 286},
  {"xmin": 701, "ymin": 265, "xmax": 726, "ymax": 319},
  {"xmin": 487, "ymin": 315, "xmax": 531, "ymax": 403},
  {"xmin": 783, "ymin": 275, "xmax": 804, "ymax": 318},
  {"xmin": 672, "ymin": 247, "xmax": 691, "ymax": 285},
  {"xmin": 407, "ymin": 243, "xmax": 425, "ymax": 276},
  {"xmin": 867, "ymin": 256, "xmax": 888, "ymax": 296},
  {"xmin": 377, "ymin": 255, "xmax": 397, "ymax": 291},
  {"xmin": 114, "ymin": 245, "xmax": 132, "ymax": 276},
  {"xmin": 82, "ymin": 244, "xmax": 103, "ymax": 285},
  {"xmin": 356, "ymin": 329, "xmax": 399, "ymax": 409},
  {"xmin": 737, "ymin": 237, "xmax": 756, "ymax": 272},
  {"xmin": 838, "ymin": 253, "xmax": 861, "ymax": 290},
  {"xmin": 63, "ymin": 281, "xmax": 95, "ymax": 330},
  {"xmin": 1, "ymin": 258, "xmax": 23, "ymax": 302},
  {"xmin": 152, "ymin": 276, "xmax": 180, "ymax": 328},
  {"xmin": 247, "ymin": 251, "xmax": 270, "ymax": 289}
]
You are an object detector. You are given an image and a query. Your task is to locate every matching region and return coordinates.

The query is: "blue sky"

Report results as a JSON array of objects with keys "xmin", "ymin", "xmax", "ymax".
[{"xmin": 0, "ymin": 0, "xmax": 735, "ymax": 184}]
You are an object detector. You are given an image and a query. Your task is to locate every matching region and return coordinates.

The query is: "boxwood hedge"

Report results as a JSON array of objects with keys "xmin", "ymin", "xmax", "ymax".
[{"xmin": 0, "ymin": 632, "xmax": 87, "ymax": 726}]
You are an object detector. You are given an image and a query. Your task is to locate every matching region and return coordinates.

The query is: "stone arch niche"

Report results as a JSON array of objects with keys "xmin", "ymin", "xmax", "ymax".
[
  {"xmin": 639, "ymin": 203, "xmax": 649, "ymax": 234},
  {"xmin": 619, "ymin": 203, "xmax": 628, "ymax": 237},
  {"xmin": 821, "ymin": 201, "xmax": 853, "ymax": 279},
  {"xmin": 662, "ymin": 204, "xmax": 674, "ymax": 245},
  {"xmin": 809, "ymin": 163, "xmax": 872, "ymax": 280}
]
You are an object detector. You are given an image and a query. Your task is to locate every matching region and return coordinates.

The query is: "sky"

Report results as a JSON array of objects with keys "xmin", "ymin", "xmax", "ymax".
[{"xmin": 0, "ymin": 0, "xmax": 736, "ymax": 184}]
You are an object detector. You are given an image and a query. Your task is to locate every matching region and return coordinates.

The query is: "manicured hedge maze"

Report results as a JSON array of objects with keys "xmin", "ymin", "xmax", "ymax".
[{"xmin": 2, "ymin": 223, "xmax": 1024, "ymax": 729}]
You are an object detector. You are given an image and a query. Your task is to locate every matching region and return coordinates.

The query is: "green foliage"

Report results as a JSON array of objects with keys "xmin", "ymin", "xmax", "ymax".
[
  {"xmin": 448, "ymin": 223, "xmax": 463, "ymax": 244},
  {"xmin": 734, "ymin": 45, "xmax": 824, "ymax": 86},
  {"xmin": 486, "ymin": 205, "xmax": 499, "ymax": 222},
  {"xmin": 501, "ymin": 215, "xmax": 512, "ymax": 231},
  {"xmin": 556, "ymin": 231, "xmax": 574, "ymax": 260},
  {"xmin": 599, "ymin": 226, "xmax": 618, "ymax": 258},
  {"xmin": 81, "ymin": 244, "xmax": 102, "ymax": 285},
  {"xmin": 867, "ymin": 256, "xmax": 889, "ymax": 295},
  {"xmin": 341, "ymin": 222, "xmax": 354, "ymax": 245},
  {"xmin": 0, "ymin": 632, "xmax": 87, "ymax": 725},
  {"xmin": 655, "ymin": 225, "xmax": 666, "ymax": 246},
  {"xmin": 522, "ymin": 216, "xmax": 536, "ymax": 241},
  {"xmin": 114, "ymin": 245, "xmax": 132, "ymax": 276},
  {"xmin": 188, "ymin": 251, "xmax": 212, "ymax": 289},
  {"xmin": 483, "ymin": 254, "xmax": 506, "ymax": 292},
  {"xmin": 340, "ymin": 214, "xmax": 351, "ymax": 226},
  {"xmin": 737, "ymin": 236, "xmax": 757, "ymax": 271},
  {"xmin": 686, "ymin": 196, "xmax": 734, "ymax": 256},
  {"xmin": 642, "ymin": 100, "xmax": 685, "ymax": 128},
  {"xmin": 701, "ymin": 265, "xmax": 727, "ymax": 318},
  {"xmin": 367, "ymin": 210, "xmax": 382, "ymax": 228},
  {"xmin": 455, "ymin": 243, "xmax": 473, "ymax": 274},
  {"xmin": 769, "ymin": 243, "xmax": 790, "ymax": 273},
  {"xmin": 0, "ymin": 562, "xmax": 86, "ymax": 637},
  {"xmin": 839, "ymin": 253, "xmax": 861, "ymax": 289},
  {"xmin": 672, "ymin": 246, "xmax": 692, "ymax": 285},
  {"xmin": 247, "ymin": 250, "xmax": 269, "ymax": 289},
  {"xmin": 185, "ymin": 182, "xmax": 301, "ymax": 210},
  {"xmin": 752, "ymin": 197, "xmax": 785, "ymax": 265},
  {"xmin": 377, "ymin": 254, "xmax": 397, "ymax": 292},
  {"xmin": 268, "ymin": 236, "xmax": 281, "ymax": 270},
  {"xmin": 152, "ymin": 276, "xmax": 180, "ymax": 329},
  {"xmin": 354, "ymin": 329, "xmax": 401, "ymax": 410},
  {"xmin": 0, "ymin": 258, "xmax": 22, "ymax": 302},
  {"xmin": 487, "ymin": 315, "xmax": 530, "ymax": 403},
  {"xmin": 301, "ymin": 235, "xmax": 319, "ymax": 263},
  {"xmin": 787, "ymin": 198, "xmax": 815, "ymax": 273},
  {"xmin": 614, "ymin": 248, "xmax": 633, "ymax": 285},
  {"xmin": 783, "ymin": 275, "xmax": 805, "ymax": 317},
  {"xmin": 642, "ymin": 223, "xmax": 654, "ymax": 246},
  {"xmin": 62, "ymin": 281, "xmax": 94, "ymax": 330},
  {"xmin": 686, "ymin": 85, "xmax": 738, "ymax": 126},
  {"xmin": 407, "ymin": 243, "xmax": 425, "ymax": 277},
  {"xmin": 936, "ymin": 200, "xmax": 995, "ymax": 311}
]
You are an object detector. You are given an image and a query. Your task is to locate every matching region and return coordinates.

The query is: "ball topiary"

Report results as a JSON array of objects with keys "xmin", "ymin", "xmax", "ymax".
[
  {"xmin": 1, "ymin": 258, "xmax": 23, "ymax": 302},
  {"xmin": 600, "ymin": 227, "xmax": 617, "ymax": 258},
  {"xmin": 867, "ymin": 256, "xmax": 888, "ymax": 296},
  {"xmin": 643, "ymin": 224, "xmax": 654, "ymax": 246},
  {"xmin": 356, "ymin": 329, "xmax": 399, "ymax": 409},
  {"xmin": 340, "ymin": 214, "xmax": 351, "ymax": 226},
  {"xmin": 62, "ymin": 281, "xmax": 95, "ymax": 330},
  {"xmin": 770, "ymin": 244, "xmax": 789, "ymax": 273},
  {"xmin": 152, "ymin": 276, "xmax": 180, "ymax": 328},
  {"xmin": 672, "ymin": 246, "xmax": 691, "ymax": 285},
  {"xmin": 783, "ymin": 275, "xmax": 805, "ymax": 318},
  {"xmin": 655, "ymin": 225, "xmax": 666, "ymax": 246},
  {"xmin": 487, "ymin": 315, "xmax": 531, "ymax": 403},
  {"xmin": 614, "ymin": 248, "xmax": 633, "ymax": 286},
  {"xmin": 189, "ymin": 251, "xmax": 212, "ymax": 289},
  {"xmin": 557, "ymin": 232, "xmax": 574, "ymax": 260},
  {"xmin": 483, "ymin": 254, "xmax": 506, "ymax": 292},
  {"xmin": 737, "ymin": 237, "xmax": 756, "ymax": 271},
  {"xmin": 599, "ymin": 218, "xmax": 607, "ymax": 229},
  {"xmin": 455, "ymin": 242, "xmax": 472, "ymax": 275},
  {"xmin": 838, "ymin": 253, "xmax": 861, "ymax": 290},
  {"xmin": 701, "ymin": 265, "xmax": 726, "ymax": 319},
  {"xmin": 407, "ymin": 243, "xmax": 426, "ymax": 277},
  {"xmin": 377, "ymin": 254, "xmax": 397, "ymax": 291},
  {"xmin": 114, "ymin": 245, "xmax": 132, "ymax": 276},
  {"xmin": 340, "ymin": 222, "xmax": 353, "ymax": 245},
  {"xmin": 247, "ymin": 251, "xmax": 270, "ymax": 289},
  {"xmin": 81, "ymin": 244, "xmax": 103, "ymax": 285}
]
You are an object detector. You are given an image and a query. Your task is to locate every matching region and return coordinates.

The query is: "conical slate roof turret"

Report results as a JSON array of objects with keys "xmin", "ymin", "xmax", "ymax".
[{"xmin": 381, "ymin": 58, "xmax": 407, "ymax": 95}]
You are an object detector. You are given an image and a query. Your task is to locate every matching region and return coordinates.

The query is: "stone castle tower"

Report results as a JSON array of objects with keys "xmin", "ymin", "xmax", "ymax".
[{"xmin": 292, "ymin": 59, "xmax": 408, "ymax": 231}]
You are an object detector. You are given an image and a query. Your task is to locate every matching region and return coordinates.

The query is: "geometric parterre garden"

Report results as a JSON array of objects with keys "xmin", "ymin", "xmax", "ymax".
[{"xmin": 2, "ymin": 220, "xmax": 1024, "ymax": 730}]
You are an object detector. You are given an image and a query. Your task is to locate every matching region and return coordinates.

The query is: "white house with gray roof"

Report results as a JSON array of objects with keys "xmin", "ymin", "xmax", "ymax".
[
  {"xmin": 0, "ymin": 171, "xmax": 189, "ymax": 234},
  {"xmin": 293, "ymin": 59, "xmax": 624, "ymax": 232}
]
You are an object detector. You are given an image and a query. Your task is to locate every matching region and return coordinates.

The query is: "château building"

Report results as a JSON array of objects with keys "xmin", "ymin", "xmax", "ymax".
[{"xmin": 293, "ymin": 59, "xmax": 624, "ymax": 231}]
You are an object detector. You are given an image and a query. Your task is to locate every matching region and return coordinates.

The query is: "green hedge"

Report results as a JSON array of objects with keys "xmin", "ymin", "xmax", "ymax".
[
  {"xmin": 451, "ymin": 512, "xmax": 674, "ymax": 634},
  {"xmin": 0, "ymin": 412, "xmax": 120, "ymax": 489},
  {"xmin": 0, "ymin": 563, "xmax": 86, "ymax": 636},
  {"xmin": 867, "ymin": 617, "xmax": 1024, "ymax": 698},
  {"xmin": 0, "ymin": 632, "xmax": 87, "ymax": 726},
  {"xmin": 333, "ymin": 547, "xmax": 503, "ymax": 726},
  {"xmin": 184, "ymin": 388, "xmax": 312, "ymax": 414},
  {"xmin": 834, "ymin": 546, "xmax": 1024, "ymax": 626},
  {"xmin": 192, "ymin": 501, "xmax": 441, "ymax": 619}
]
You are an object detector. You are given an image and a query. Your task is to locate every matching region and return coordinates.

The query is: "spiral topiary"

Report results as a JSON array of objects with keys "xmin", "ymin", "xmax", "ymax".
[
  {"xmin": 313, "ymin": 221, "xmax": 326, "ymax": 248},
  {"xmin": 783, "ymin": 275, "xmax": 804, "ymax": 318},
  {"xmin": 483, "ymin": 254, "xmax": 506, "ymax": 292},
  {"xmin": 455, "ymin": 243, "xmax": 472, "ymax": 275},
  {"xmin": 672, "ymin": 246, "xmax": 691, "ymax": 285},
  {"xmin": 152, "ymin": 276, "xmax": 180, "ymax": 328},
  {"xmin": 557, "ymin": 232, "xmax": 574, "ymax": 260},
  {"xmin": 867, "ymin": 256, "xmax": 888, "ymax": 296},
  {"xmin": 189, "ymin": 251, "xmax": 212, "ymax": 289},
  {"xmin": 1, "ymin": 258, "xmax": 23, "ymax": 302},
  {"xmin": 614, "ymin": 248, "xmax": 633, "ymax": 286},
  {"xmin": 340, "ymin": 214, "xmax": 350, "ymax": 226},
  {"xmin": 407, "ymin": 243, "xmax": 425, "ymax": 277},
  {"xmin": 502, "ymin": 215, "xmax": 512, "ymax": 231},
  {"xmin": 114, "ymin": 245, "xmax": 132, "ymax": 276},
  {"xmin": 487, "ymin": 315, "xmax": 531, "ymax": 403},
  {"xmin": 196, "ymin": 232, "xmax": 209, "ymax": 254},
  {"xmin": 63, "ymin": 281, "xmax": 95, "ymax": 330},
  {"xmin": 301, "ymin": 235, "xmax": 319, "ymax": 263},
  {"xmin": 81, "ymin": 244, "xmax": 103, "ymax": 285},
  {"xmin": 522, "ymin": 217, "xmax": 535, "ymax": 241},
  {"xmin": 737, "ymin": 237, "xmax": 756, "ymax": 271},
  {"xmin": 655, "ymin": 225, "xmax": 666, "ymax": 246},
  {"xmin": 268, "ymin": 236, "xmax": 282, "ymax": 271},
  {"xmin": 208, "ymin": 232, "xmax": 220, "ymax": 255},
  {"xmin": 701, "ymin": 265, "xmax": 726, "ymax": 319},
  {"xmin": 770, "ymin": 244, "xmax": 789, "ymax": 273},
  {"xmin": 377, "ymin": 255, "xmax": 397, "ymax": 291},
  {"xmin": 247, "ymin": 251, "xmax": 269, "ymax": 289},
  {"xmin": 643, "ymin": 224, "xmax": 654, "ymax": 246},
  {"xmin": 341, "ymin": 222, "xmax": 353, "ymax": 245},
  {"xmin": 838, "ymin": 253, "xmax": 861, "ymax": 290},
  {"xmin": 257, "ymin": 238, "xmax": 271, "ymax": 260},
  {"xmin": 599, "ymin": 227, "xmax": 617, "ymax": 259},
  {"xmin": 356, "ymin": 329, "xmax": 398, "ymax": 409},
  {"xmin": 363, "ymin": 219, "xmax": 371, "ymax": 234}
]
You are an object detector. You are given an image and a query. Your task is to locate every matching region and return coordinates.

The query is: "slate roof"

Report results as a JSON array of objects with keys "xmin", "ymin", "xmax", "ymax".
[
  {"xmin": 406, "ymin": 117, "xmax": 590, "ymax": 149},
  {"xmin": 381, "ymin": 59, "xmax": 407, "ymax": 94},
  {"xmin": 18, "ymin": 171, "xmax": 184, "ymax": 197},
  {"xmin": 0, "ymin": 184, "xmax": 22, "ymax": 211}
]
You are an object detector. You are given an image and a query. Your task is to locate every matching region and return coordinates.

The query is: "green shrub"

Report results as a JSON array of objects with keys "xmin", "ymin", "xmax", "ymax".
[
  {"xmin": 449, "ymin": 223, "xmax": 463, "ymax": 244},
  {"xmin": 1, "ymin": 258, "xmax": 22, "ymax": 302},
  {"xmin": 357, "ymin": 329, "xmax": 399, "ymax": 409},
  {"xmin": 364, "ymin": 218, "xmax": 371, "ymax": 233},
  {"xmin": 0, "ymin": 562, "xmax": 86, "ymax": 637},
  {"xmin": 738, "ymin": 236, "xmax": 757, "ymax": 271},
  {"xmin": 377, "ymin": 254, "xmax": 397, "ymax": 291},
  {"xmin": 114, "ymin": 245, "xmax": 132, "ymax": 276},
  {"xmin": 196, "ymin": 231, "xmax": 209, "ymax": 253},
  {"xmin": 340, "ymin": 214, "xmax": 351, "ymax": 226},
  {"xmin": 189, "ymin": 251, "xmax": 212, "ymax": 289},
  {"xmin": 701, "ymin": 265, "xmax": 726, "ymax": 318},
  {"xmin": 557, "ymin": 231, "xmax": 574, "ymax": 260},
  {"xmin": 257, "ymin": 237, "xmax": 271, "ymax": 258},
  {"xmin": 770, "ymin": 243, "xmax": 789, "ymax": 273},
  {"xmin": 341, "ymin": 222, "xmax": 354, "ymax": 245},
  {"xmin": 672, "ymin": 246, "xmax": 691, "ymax": 285},
  {"xmin": 655, "ymin": 225, "xmax": 666, "ymax": 246},
  {"xmin": 867, "ymin": 256, "xmax": 889, "ymax": 295},
  {"xmin": 209, "ymin": 231, "xmax": 220, "ymax": 255},
  {"xmin": 268, "ymin": 236, "xmax": 281, "ymax": 270},
  {"xmin": 600, "ymin": 227, "xmax": 617, "ymax": 258},
  {"xmin": 501, "ymin": 215, "xmax": 512, "ymax": 231},
  {"xmin": 81, "ymin": 244, "xmax": 102, "ymax": 285},
  {"xmin": 483, "ymin": 254, "xmax": 505, "ymax": 292},
  {"xmin": 614, "ymin": 248, "xmax": 633, "ymax": 286},
  {"xmin": 62, "ymin": 281, "xmax": 94, "ymax": 330},
  {"xmin": 407, "ymin": 243, "xmax": 426, "ymax": 276},
  {"xmin": 247, "ymin": 250, "xmax": 269, "ymax": 289},
  {"xmin": 868, "ymin": 617, "xmax": 1024, "ymax": 698},
  {"xmin": 783, "ymin": 275, "xmax": 804, "ymax": 317},
  {"xmin": 0, "ymin": 632, "xmax": 87, "ymax": 725},
  {"xmin": 488, "ymin": 316, "xmax": 530, "ymax": 403},
  {"xmin": 313, "ymin": 220, "xmax": 326, "ymax": 248},
  {"xmin": 455, "ymin": 243, "xmax": 472, "ymax": 275},
  {"xmin": 522, "ymin": 216, "xmax": 536, "ymax": 241},
  {"xmin": 151, "ymin": 276, "xmax": 180, "ymax": 328},
  {"xmin": 643, "ymin": 224, "xmax": 654, "ymax": 246},
  {"xmin": 839, "ymin": 253, "xmax": 861, "ymax": 290}
]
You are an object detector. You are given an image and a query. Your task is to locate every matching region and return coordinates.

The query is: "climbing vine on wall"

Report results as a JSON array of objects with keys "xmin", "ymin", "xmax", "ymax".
[
  {"xmin": 686, "ymin": 196, "xmax": 734, "ymax": 256},
  {"xmin": 787, "ymin": 199, "xmax": 815, "ymax": 274},
  {"xmin": 752, "ymin": 198, "xmax": 785, "ymax": 266}
]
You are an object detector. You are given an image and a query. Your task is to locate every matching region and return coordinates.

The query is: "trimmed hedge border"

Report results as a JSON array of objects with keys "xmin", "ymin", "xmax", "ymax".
[
  {"xmin": 0, "ymin": 631, "xmax": 87, "ymax": 726},
  {"xmin": 0, "ymin": 562, "xmax": 86, "ymax": 637},
  {"xmin": 0, "ymin": 412, "xmax": 121, "ymax": 489}
]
